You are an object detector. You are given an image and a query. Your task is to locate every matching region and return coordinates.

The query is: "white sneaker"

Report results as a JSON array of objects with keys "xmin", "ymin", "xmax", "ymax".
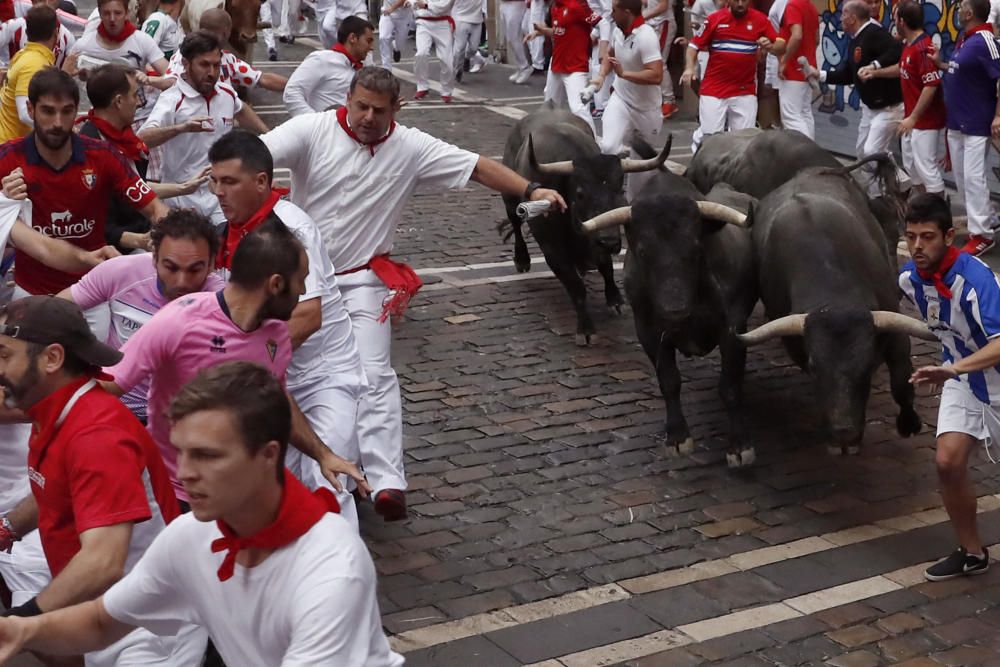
[
  {"xmin": 469, "ymin": 55, "xmax": 486, "ymax": 73},
  {"xmin": 508, "ymin": 70, "xmax": 519, "ymax": 82},
  {"xmin": 513, "ymin": 67, "xmax": 533, "ymax": 84}
]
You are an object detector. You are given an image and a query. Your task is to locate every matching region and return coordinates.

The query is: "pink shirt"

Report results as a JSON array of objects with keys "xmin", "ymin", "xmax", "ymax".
[
  {"xmin": 70, "ymin": 254, "xmax": 225, "ymax": 421},
  {"xmin": 106, "ymin": 290, "xmax": 292, "ymax": 500}
]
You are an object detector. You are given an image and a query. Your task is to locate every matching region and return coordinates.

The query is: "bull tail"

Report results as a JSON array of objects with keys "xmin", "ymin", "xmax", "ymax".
[
  {"xmin": 834, "ymin": 152, "xmax": 893, "ymax": 176},
  {"xmin": 825, "ymin": 152, "xmax": 906, "ymax": 219},
  {"xmin": 496, "ymin": 217, "xmax": 516, "ymax": 242}
]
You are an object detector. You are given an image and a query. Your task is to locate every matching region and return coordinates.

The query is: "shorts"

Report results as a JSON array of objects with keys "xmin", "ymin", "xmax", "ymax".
[{"xmin": 937, "ymin": 380, "xmax": 1000, "ymax": 447}]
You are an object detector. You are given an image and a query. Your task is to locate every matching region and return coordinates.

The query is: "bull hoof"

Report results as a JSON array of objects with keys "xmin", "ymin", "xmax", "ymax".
[
  {"xmin": 896, "ymin": 410, "xmax": 922, "ymax": 437},
  {"xmin": 827, "ymin": 444, "xmax": 845, "ymax": 457},
  {"xmin": 677, "ymin": 437, "xmax": 695, "ymax": 455},
  {"xmin": 740, "ymin": 447, "xmax": 756, "ymax": 466},
  {"xmin": 515, "ymin": 258, "xmax": 531, "ymax": 274},
  {"xmin": 575, "ymin": 332, "xmax": 592, "ymax": 346}
]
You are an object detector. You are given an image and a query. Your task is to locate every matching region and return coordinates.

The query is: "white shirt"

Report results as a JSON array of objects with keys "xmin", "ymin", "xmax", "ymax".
[
  {"xmin": 991, "ymin": 0, "xmax": 1000, "ymax": 30},
  {"xmin": 84, "ymin": 6, "xmax": 99, "ymax": 33},
  {"xmin": 141, "ymin": 11, "xmax": 181, "ymax": 59},
  {"xmin": 166, "ymin": 49, "xmax": 262, "ymax": 88},
  {"xmin": 644, "ymin": 0, "xmax": 673, "ymax": 28},
  {"xmin": 610, "ymin": 23, "xmax": 662, "ymax": 110},
  {"xmin": 283, "ymin": 49, "xmax": 357, "ymax": 116},
  {"xmin": 689, "ymin": 0, "xmax": 717, "ymax": 32},
  {"xmin": 451, "ymin": 0, "xmax": 483, "ymax": 24},
  {"xmin": 334, "ymin": 0, "xmax": 368, "ymax": 20},
  {"xmin": 0, "ymin": 423, "xmax": 30, "ymax": 513},
  {"xmin": 102, "ymin": 512, "xmax": 404, "ymax": 667},
  {"xmin": 411, "ymin": 0, "xmax": 453, "ymax": 19},
  {"xmin": 69, "ymin": 28, "xmax": 164, "ymax": 70},
  {"xmin": 0, "ymin": 19, "xmax": 75, "ymax": 67},
  {"xmin": 217, "ymin": 199, "xmax": 366, "ymax": 383},
  {"xmin": 262, "ymin": 112, "xmax": 478, "ymax": 272},
  {"xmin": 139, "ymin": 76, "xmax": 242, "ymax": 205}
]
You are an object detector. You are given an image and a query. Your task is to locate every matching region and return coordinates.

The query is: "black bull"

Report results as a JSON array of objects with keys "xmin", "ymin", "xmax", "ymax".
[{"xmin": 500, "ymin": 108, "xmax": 669, "ymax": 345}]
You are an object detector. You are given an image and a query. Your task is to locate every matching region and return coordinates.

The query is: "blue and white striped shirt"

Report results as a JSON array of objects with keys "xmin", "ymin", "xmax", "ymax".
[{"xmin": 900, "ymin": 253, "xmax": 1000, "ymax": 404}]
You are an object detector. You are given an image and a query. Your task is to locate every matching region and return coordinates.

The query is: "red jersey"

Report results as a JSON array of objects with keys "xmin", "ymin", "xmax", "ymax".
[
  {"xmin": 900, "ymin": 32, "xmax": 946, "ymax": 130},
  {"xmin": 0, "ymin": 134, "xmax": 156, "ymax": 295},
  {"xmin": 779, "ymin": 0, "xmax": 819, "ymax": 82},
  {"xmin": 691, "ymin": 7, "xmax": 777, "ymax": 98},
  {"xmin": 550, "ymin": 0, "xmax": 601, "ymax": 74},
  {"xmin": 26, "ymin": 378, "xmax": 180, "ymax": 577}
]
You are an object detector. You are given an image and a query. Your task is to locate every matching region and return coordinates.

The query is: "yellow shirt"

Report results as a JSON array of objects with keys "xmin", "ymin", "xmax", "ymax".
[{"xmin": 0, "ymin": 42, "xmax": 55, "ymax": 143}]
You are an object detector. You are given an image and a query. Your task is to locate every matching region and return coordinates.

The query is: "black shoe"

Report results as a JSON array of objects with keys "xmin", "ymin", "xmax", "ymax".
[
  {"xmin": 532, "ymin": 67, "xmax": 546, "ymax": 76},
  {"xmin": 268, "ymin": 47, "xmax": 278, "ymax": 61},
  {"xmin": 924, "ymin": 546, "xmax": 989, "ymax": 581},
  {"xmin": 393, "ymin": 48, "xmax": 401, "ymax": 62},
  {"xmin": 455, "ymin": 69, "xmax": 463, "ymax": 83}
]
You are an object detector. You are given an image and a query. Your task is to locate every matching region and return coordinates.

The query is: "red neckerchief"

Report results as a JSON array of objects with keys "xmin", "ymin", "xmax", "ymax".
[
  {"xmin": 97, "ymin": 20, "xmax": 137, "ymax": 44},
  {"xmin": 217, "ymin": 188, "xmax": 290, "ymax": 269},
  {"xmin": 336, "ymin": 106, "xmax": 396, "ymax": 156},
  {"xmin": 211, "ymin": 469, "xmax": 340, "ymax": 582},
  {"xmin": 917, "ymin": 245, "xmax": 960, "ymax": 299},
  {"xmin": 84, "ymin": 110, "xmax": 148, "ymax": 161},
  {"xmin": 623, "ymin": 15, "xmax": 644, "ymax": 35},
  {"xmin": 331, "ymin": 43, "xmax": 362, "ymax": 70}
]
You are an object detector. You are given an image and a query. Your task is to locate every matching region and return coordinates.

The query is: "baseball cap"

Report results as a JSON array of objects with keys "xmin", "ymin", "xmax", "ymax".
[{"xmin": 0, "ymin": 296, "xmax": 122, "ymax": 368}]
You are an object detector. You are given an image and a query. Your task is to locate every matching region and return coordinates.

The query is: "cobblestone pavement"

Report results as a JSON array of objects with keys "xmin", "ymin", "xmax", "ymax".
[{"xmin": 16, "ymin": 12, "xmax": 1000, "ymax": 666}]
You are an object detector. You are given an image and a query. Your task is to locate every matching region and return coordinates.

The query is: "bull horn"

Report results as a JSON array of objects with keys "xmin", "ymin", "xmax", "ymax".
[
  {"xmin": 528, "ymin": 134, "xmax": 574, "ymax": 176},
  {"xmin": 737, "ymin": 314, "xmax": 807, "ymax": 346},
  {"xmin": 621, "ymin": 135, "xmax": 673, "ymax": 173},
  {"xmin": 696, "ymin": 201, "xmax": 748, "ymax": 227},
  {"xmin": 582, "ymin": 206, "xmax": 632, "ymax": 232},
  {"xmin": 871, "ymin": 311, "xmax": 937, "ymax": 341}
]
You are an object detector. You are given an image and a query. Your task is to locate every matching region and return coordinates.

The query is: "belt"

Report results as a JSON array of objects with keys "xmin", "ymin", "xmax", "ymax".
[{"xmin": 417, "ymin": 15, "xmax": 456, "ymax": 29}]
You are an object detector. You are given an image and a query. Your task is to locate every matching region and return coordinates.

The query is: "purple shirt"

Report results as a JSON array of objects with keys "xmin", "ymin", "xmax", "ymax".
[
  {"xmin": 944, "ymin": 26, "xmax": 1000, "ymax": 137},
  {"xmin": 106, "ymin": 290, "xmax": 292, "ymax": 500},
  {"xmin": 70, "ymin": 253, "xmax": 224, "ymax": 421}
]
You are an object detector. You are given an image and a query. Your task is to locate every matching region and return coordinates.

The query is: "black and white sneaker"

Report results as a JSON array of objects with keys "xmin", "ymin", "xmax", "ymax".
[{"xmin": 924, "ymin": 546, "xmax": 989, "ymax": 581}]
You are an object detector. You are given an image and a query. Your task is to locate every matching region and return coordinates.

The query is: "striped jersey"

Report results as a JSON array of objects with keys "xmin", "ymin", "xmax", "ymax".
[
  {"xmin": 943, "ymin": 24, "xmax": 1000, "ymax": 137},
  {"xmin": 689, "ymin": 7, "xmax": 776, "ymax": 98},
  {"xmin": 900, "ymin": 253, "xmax": 1000, "ymax": 405}
]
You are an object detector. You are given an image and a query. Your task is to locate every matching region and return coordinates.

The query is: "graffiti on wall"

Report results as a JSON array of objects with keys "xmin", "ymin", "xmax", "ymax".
[{"xmin": 816, "ymin": 0, "xmax": 961, "ymax": 112}]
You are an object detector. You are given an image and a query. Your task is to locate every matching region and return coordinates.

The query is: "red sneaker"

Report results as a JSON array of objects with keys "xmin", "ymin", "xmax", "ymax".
[
  {"xmin": 962, "ymin": 234, "xmax": 995, "ymax": 257},
  {"xmin": 441, "ymin": 95, "xmax": 452, "ymax": 104},
  {"xmin": 661, "ymin": 102, "xmax": 678, "ymax": 119},
  {"xmin": 413, "ymin": 90, "xmax": 428, "ymax": 100},
  {"xmin": 374, "ymin": 489, "xmax": 407, "ymax": 521}
]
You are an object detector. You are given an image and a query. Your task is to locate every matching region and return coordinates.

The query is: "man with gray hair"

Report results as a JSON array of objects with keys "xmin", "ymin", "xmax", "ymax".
[
  {"xmin": 803, "ymin": 0, "xmax": 904, "ymax": 196},
  {"xmin": 262, "ymin": 66, "xmax": 566, "ymax": 522}
]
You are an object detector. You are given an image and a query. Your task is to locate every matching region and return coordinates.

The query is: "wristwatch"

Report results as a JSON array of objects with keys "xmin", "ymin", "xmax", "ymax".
[
  {"xmin": 524, "ymin": 181, "xmax": 543, "ymax": 200},
  {"xmin": 1, "ymin": 514, "xmax": 19, "ymax": 541}
]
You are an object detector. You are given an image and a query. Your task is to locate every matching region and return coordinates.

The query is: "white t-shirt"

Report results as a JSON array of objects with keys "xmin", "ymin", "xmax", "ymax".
[
  {"xmin": 334, "ymin": 0, "xmax": 368, "ymax": 20},
  {"xmin": 644, "ymin": 0, "xmax": 673, "ymax": 28},
  {"xmin": 610, "ymin": 23, "xmax": 662, "ymax": 110},
  {"xmin": 217, "ymin": 199, "xmax": 365, "ymax": 383},
  {"xmin": 689, "ymin": 0, "xmax": 717, "ymax": 32},
  {"xmin": 102, "ymin": 512, "xmax": 404, "ymax": 667},
  {"xmin": 0, "ymin": 423, "xmax": 30, "ymax": 513},
  {"xmin": 141, "ymin": 11, "xmax": 181, "ymax": 59},
  {"xmin": 69, "ymin": 28, "xmax": 164, "ymax": 70},
  {"xmin": 283, "ymin": 50, "xmax": 356, "ymax": 116},
  {"xmin": 451, "ymin": 0, "xmax": 483, "ymax": 24},
  {"xmin": 991, "ymin": 0, "xmax": 1000, "ymax": 30},
  {"xmin": 261, "ymin": 112, "xmax": 479, "ymax": 272},
  {"xmin": 0, "ymin": 20, "xmax": 75, "ymax": 67}
]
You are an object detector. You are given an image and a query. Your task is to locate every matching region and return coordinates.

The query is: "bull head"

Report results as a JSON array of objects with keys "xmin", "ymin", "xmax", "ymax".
[
  {"xmin": 738, "ymin": 311, "xmax": 936, "ymax": 346},
  {"xmin": 580, "ymin": 200, "xmax": 748, "ymax": 232},
  {"xmin": 528, "ymin": 134, "xmax": 676, "ymax": 177}
]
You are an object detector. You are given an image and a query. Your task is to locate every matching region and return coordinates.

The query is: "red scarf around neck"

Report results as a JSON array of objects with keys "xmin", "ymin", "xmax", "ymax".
[
  {"xmin": 336, "ymin": 106, "xmax": 395, "ymax": 156},
  {"xmin": 623, "ymin": 15, "xmax": 645, "ymax": 35},
  {"xmin": 85, "ymin": 110, "xmax": 148, "ymax": 161},
  {"xmin": 97, "ymin": 20, "xmax": 137, "ymax": 44},
  {"xmin": 331, "ymin": 43, "xmax": 363, "ymax": 70},
  {"xmin": 211, "ymin": 469, "xmax": 340, "ymax": 582},
  {"xmin": 917, "ymin": 245, "xmax": 960, "ymax": 299},
  {"xmin": 217, "ymin": 188, "xmax": 289, "ymax": 269}
]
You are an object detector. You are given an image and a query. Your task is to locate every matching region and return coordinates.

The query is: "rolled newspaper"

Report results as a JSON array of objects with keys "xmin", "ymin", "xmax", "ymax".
[
  {"xmin": 516, "ymin": 200, "xmax": 554, "ymax": 221},
  {"xmin": 579, "ymin": 84, "xmax": 597, "ymax": 104},
  {"xmin": 798, "ymin": 56, "xmax": 821, "ymax": 93}
]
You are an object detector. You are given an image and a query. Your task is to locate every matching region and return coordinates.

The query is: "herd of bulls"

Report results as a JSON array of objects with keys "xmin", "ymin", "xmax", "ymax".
[{"xmin": 501, "ymin": 108, "xmax": 940, "ymax": 469}]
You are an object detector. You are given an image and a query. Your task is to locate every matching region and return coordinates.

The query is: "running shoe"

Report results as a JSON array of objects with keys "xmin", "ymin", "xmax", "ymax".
[{"xmin": 924, "ymin": 547, "xmax": 989, "ymax": 581}]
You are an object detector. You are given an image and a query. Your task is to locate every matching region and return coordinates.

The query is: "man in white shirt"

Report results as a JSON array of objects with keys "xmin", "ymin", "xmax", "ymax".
[
  {"xmin": 261, "ymin": 67, "xmax": 565, "ymax": 521},
  {"xmin": 320, "ymin": 0, "xmax": 368, "ymax": 48},
  {"xmin": 140, "ymin": 31, "xmax": 268, "ymax": 228},
  {"xmin": 0, "ymin": 0, "xmax": 75, "ymax": 67},
  {"xmin": 502, "ymin": 0, "xmax": 531, "ymax": 83},
  {"xmin": 0, "ymin": 361, "xmax": 403, "ymax": 667},
  {"xmin": 590, "ymin": 0, "xmax": 663, "ymax": 195},
  {"xmin": 284, "ymin": 15, "xmax": 373, "ymax": 115},
  {"xmin": 209, "ymin": 130, "xmax": 368, "ymax": 526},
  {"xmin": 378, "ymin": 0, "xmax": 411, "ymax": 70},
  {"xmin": 141, "ymin": 0, "xmax": 181, "ymax": 59},
  {"xmin": 404, "ymin": 0, "xmax": 455, "ymax": 101},
  {"xmin": 451, "ymin": 0, "xmax": 486, "ymax": 80},
  {"xmin": 643, "ymin": 0, "xmax": 676, "ymax": 117}
]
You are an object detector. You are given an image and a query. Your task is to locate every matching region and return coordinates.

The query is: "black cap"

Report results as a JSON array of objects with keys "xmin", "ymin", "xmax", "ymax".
[{"xmin": 0, "ymin": 296, "xmax": 122, "ymax": 368}]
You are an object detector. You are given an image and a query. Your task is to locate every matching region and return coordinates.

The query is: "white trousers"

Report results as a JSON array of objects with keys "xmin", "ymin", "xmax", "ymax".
[
  {"xmin": 0, "ymin": 529, "xmax": 48, "ymax": 608},
  {"xmin": 287, "ymin": 370, "xmax": 365, "ymax": 528},
  {"xmin": 528, "ymin": 0, "xmax": 546, "ymax": 69},
  {"xmin": 698, "ymin": 94, "xmax": 757, "ymax": 138},
  {"xmin": 856, "ymin": 102, "xmax": 904, "ymax": 197},
  {"xmin": 379, "ymin": 11, "xmax": 412, "ymax": 69},
  {"xmin": 589, "ymin": 40, "xmax": 614, "ymax": 111},
  {"xmin": 453, "ymin": 19, "xmax": 485, "ymax": 74},
  {"xmin": 318, "ymin": 7, "xmax": 338, "ymax": 48},
  {"xmin": 501, "ymin": 0, "xmax": 529, "ymax": 73},
  {"xmin": 777, "ymin": 78, "xmax": 814, "ymax": 140},
  {"xmin": 655, "ymin": 20, "xmax": 676, "ymax": 103},
  {"xmin": 948, "ymin": 130, "xmax": 997, "ymax": 238},
  {"xmin": 544, "ymin": 70, "xmax": 597, "ymax": 136},
  {"xmin": 414, "ymin": 19, "xmax": 455, "ymax": 95},
  {"xmin": 601, "ymin": 94, "xmax": 662, "ymax": 199},
  {"xmin": 902, "ymin": 127, "xmax": 944, "ymax": 194},
  {"xmin": 337, "ymin": 271, "xmax": 406, "ymax": 493},
  {"xmin": 263, "ymin": 0, "xmax": 305, "ymax": 47}
]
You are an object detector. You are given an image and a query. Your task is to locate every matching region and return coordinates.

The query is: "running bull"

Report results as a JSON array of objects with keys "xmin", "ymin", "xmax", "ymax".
[
  {"xmin": 580, "ymin": 146, "xmax": 759, "ymax": 467},
  {"xmin": 500, "ymin": 107, "xmax": 670, "ymax": 345},
  {"xmin": 737, "ymin": 164, "xmax": 935, "ymax": 454}
]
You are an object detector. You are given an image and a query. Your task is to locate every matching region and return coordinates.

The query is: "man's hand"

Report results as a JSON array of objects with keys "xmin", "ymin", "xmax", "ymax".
[
  {"xmin": 2, "ymin": 168, "xmax": 27, "ymax": 200},
  {"xmin": 992, "ymin": 114, "xmax": 1000, "ymax": 141},
  {"xmin": 897, "ymin": 115, "xmax": 917, "ymax": 136},
  {"xmin": 0, "ymin": 617, "xmax": 30, "ymax": 663},
  {"xmin": 523, "ymin": 31, "xmax": 539, "ymax": 43},
  {"xmin": 88, "ymin": 246, "xmax": 122, "ymax": 263},
  {"xmin": 0, "ymin": 520, "xmax": 17, "ymax": 553},
  {"xmin": 910, "ymin": 364, "xmax": 958, "ymax": 387},
  {"xmin": 800, "ymin": 62, "xmax": 819, "ymax": 80},
  {"xmin": 182, "ymin": 116, "xmax": 213, "ymax": 133},
  {"xmin": 318, "ymin": 452, "xmax": 372, "ymax": 496},
  {"xmin": 608, "ymin": 56, "xmax": 624, "ymax": 77},
  {"xmin": 179, "ymin": 166, "xmax": 212, "ymax": 195},
  {"xmin": 927, "ymin": 42, "xmax": 944, "ymax": 68},
  {"xmin": 756, "ymin": 36, "xmax": 772, "ymax": 50},
  {"xmin": 680, "ymin": 67, "xmax": 697, "ymax": 86},
  {"xmin": 857, "ymin": 65, "xmax": 875, "ymax": 81},
  {"xmin": 120, "ymin": 231, "xmax": 152, "ymax": 251},
  {"xmin": 530, "ymin": 187, "xmax": 567, "ymax": 212}
]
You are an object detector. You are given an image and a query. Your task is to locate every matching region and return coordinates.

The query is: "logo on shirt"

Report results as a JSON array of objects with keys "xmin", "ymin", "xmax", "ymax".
[
  {"xmin": 210, "ymin": 335, "xmax": 226, "ymax": 353},
  {"xmin": 38, "ymin": 211, "xmax": 96, "ymax": 240},
  {"xmin": 125, "ymin": 180, "xmax": 152, "ymax": 204},
  {"xmin": 853, "ymin": 46, "xmax": 862, "ymax": 64},
  {"xmin": 27, "ymin": 466, "xmax": 44, "ymax": 489},
  {"xmin": 81, "ymin": 169, "xmax": 97, "ymax": 190},
  {"xmin": 265, "ymin": 339, "xmax": 277, "ymax": 362}
]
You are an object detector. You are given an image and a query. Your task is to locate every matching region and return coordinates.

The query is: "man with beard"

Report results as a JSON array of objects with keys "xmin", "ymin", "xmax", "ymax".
[
  {"xmin": 0, "ymin": 296, "xmax": 181, "ymax": 665},
  {"xmin": 100, "ymin": 220, "xmax": 370, "ymax": 508},
  {"xmin": 261, "ymin": 66, "xmax": 565, "ymax": 520},
  {"xmin": 139, "ymin": 31, "xmax": 268, "ymax": 229},
  {"xmin": 57, "ymin": 210, "xmax": 226, "ymax": 425}
]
